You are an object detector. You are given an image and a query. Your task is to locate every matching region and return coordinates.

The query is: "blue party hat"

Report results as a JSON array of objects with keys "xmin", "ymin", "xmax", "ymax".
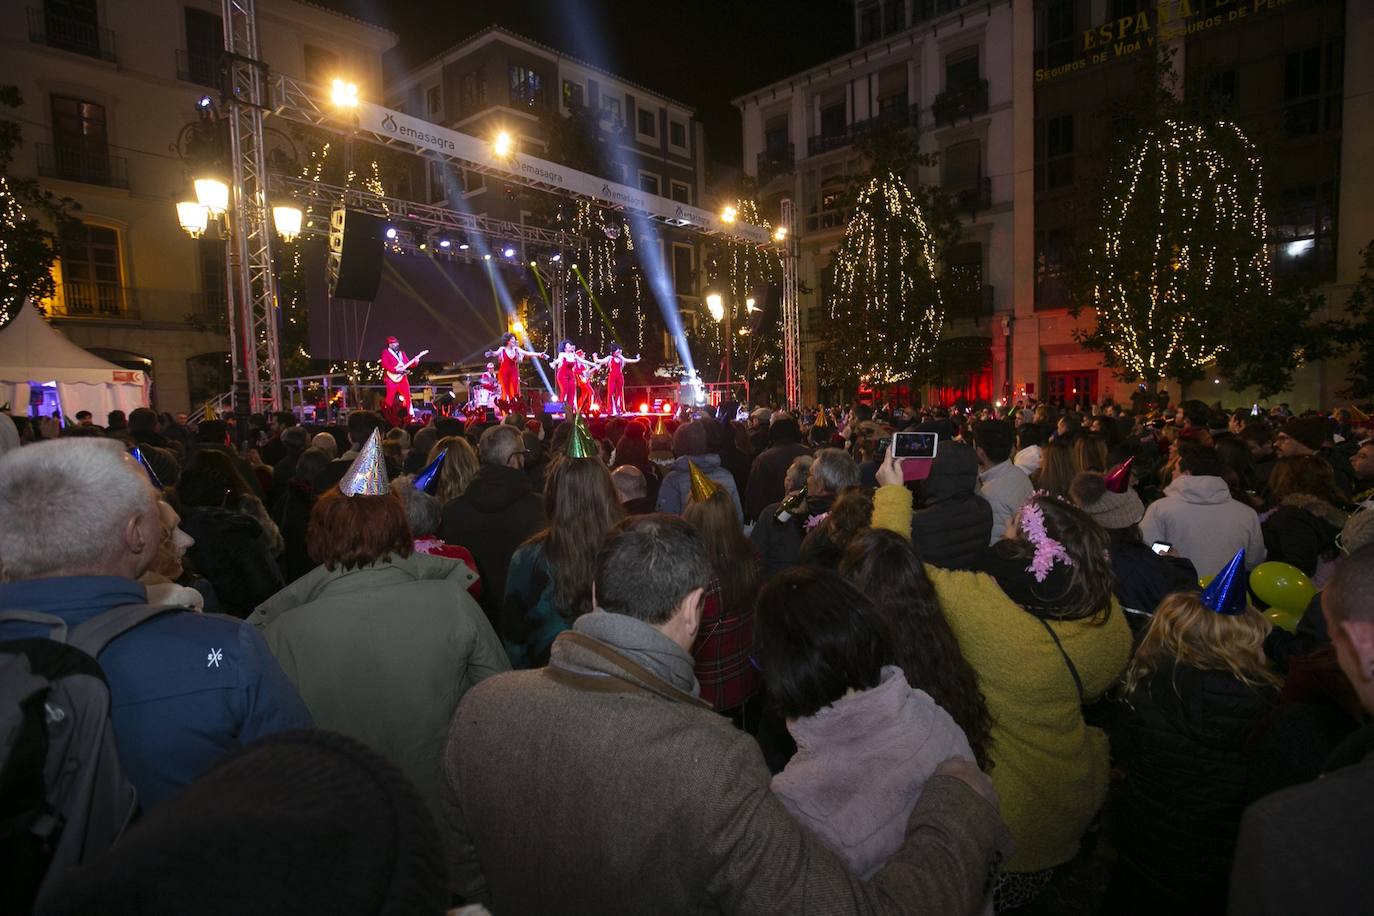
[
  {"xmin": 131, "ymin": 445, "xmax": 163, "ymax": 489},
  {"xmin": 413, "ymin": 448, "xmax": 446, "ymax": 494},
  {"xmin": 1201, "ymin": 549, "xmax": 1247, "ymax": 615},
  {"xmin": 339, "ymin": 428, "xmax": 389, "ymax": 496}
]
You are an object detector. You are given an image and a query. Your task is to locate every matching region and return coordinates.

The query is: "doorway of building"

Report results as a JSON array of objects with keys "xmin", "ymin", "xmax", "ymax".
[{"xmin": 1044, "ymin": 370, "xmax": 1098, "ymax": 407}]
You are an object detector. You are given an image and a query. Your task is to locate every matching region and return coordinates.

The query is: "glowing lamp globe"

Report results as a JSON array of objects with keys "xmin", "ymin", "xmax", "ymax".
[
  {"xmin": 177, "ymin": 201, "xmax": 209, "ymax": 238},
  {"xmin": 194, "ymin": 178, "xmax": 229, "ymax": 215},
  {"xmin": 272, "ymin": 205, "xmax": 303, "ymax": 241}
]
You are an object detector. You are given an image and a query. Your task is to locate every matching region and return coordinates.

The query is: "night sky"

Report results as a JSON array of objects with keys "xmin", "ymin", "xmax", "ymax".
[{"xmin": 313, "ymin": 0, "xmax": 854, "ymax": 166}]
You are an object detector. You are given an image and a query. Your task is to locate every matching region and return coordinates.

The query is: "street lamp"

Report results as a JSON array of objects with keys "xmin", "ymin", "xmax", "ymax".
[
  {"xmin": 745, "ymin": 297, "xmax": 758, "ymax": 313},
  {"xmin": 720, "ymin": 206, "xmax": 737, "ymax": 224},
  {"xmin": 773, "ymin": 226, "xmax": 788, "ymax": 242},
  {"xmin": 705, "ymin": 292, "xmax": 724, "ymax": 322},
  {"xmin": 177, "ymin": 200, "xmax": 209, "ymax": 239},
  {"xmin": 706, "ymin": 292, "xmax": 732, "ymax": 388},
  {"xmin": 272, "ymin": 204, "xmax": 303, "ymax": 242},
  {"xmin": 194, "ymin": 177, "xmax": 229, "ymax": 215}
]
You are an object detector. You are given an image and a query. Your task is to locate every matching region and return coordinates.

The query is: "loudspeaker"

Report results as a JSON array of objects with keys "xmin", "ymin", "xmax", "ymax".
[{"xmin": 327, "ymin": 208, "xmax": 384, "ymax": 301}]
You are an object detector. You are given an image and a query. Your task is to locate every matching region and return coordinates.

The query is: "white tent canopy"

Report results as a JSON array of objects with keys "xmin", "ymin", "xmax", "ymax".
[{"xmin": 0, "ymin": 300, "xmax": 148, "ymax": 419}]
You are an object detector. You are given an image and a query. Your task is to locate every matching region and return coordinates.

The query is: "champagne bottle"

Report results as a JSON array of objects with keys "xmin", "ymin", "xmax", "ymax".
[{"xmin": 775, "ymin": 487, "xmax": 807, "ymax": 524}]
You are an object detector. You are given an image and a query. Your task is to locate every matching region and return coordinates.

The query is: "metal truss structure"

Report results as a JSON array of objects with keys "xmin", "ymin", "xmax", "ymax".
[{"xmin": 779, "ymin": 199, "xmax": 801, "ymax": 408}]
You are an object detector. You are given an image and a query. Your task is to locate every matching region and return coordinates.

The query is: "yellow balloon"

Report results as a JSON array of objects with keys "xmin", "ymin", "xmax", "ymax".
[
  {"xmin": 1198, "ymin": 575, "xmax": 1214, "ymax": 589},
  {"xmin": 1266, "ymin": 608, "xmax": 1301, "ymax": 634}
]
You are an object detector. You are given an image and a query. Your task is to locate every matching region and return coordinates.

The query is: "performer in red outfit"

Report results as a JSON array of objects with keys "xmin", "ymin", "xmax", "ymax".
[
  {"xmin": 594, "ymin": 344, "xmax": 642, "ymax": 416},
  {"xmin": 549, "ymin": 340, "xmax": 587, "ymax": 409},
  {"xmin": 575, "ymin": 350, "xmax": 598, "ymax": 414},
  {"xmin": 380, "ymin": 336, "xmax": 428, "ymax": 419},
  {"xmin": 483, "ymin": 333, "xmax": 547, "ymax": 412}
]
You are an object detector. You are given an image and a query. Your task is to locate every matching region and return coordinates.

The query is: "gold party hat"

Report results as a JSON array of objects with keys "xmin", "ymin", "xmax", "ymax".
[
  {"xmin": 566, "ymin": 412, "xmax": 597, "ymax": 459},
  {"xmin": 688, "ymin": 459, "xmax": 721, "ymax": 502},
  {"xmin": 203, "ymin": 400, "xmax": 219, "ymax": 421},
  {"xmin": 339, "ymin": 428, "xmax": 389, "ymax": 496}
]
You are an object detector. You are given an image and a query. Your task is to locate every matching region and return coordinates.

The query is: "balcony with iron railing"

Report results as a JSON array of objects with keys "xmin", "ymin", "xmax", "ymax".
[
  {"xmin": 27, "ymin": 7, "xmax": 116, "ymax": 62},
  {"xmin": 943, "ymin": 282, "xmax": 995, "ymax": 321},
  {"xmin": 37, "ymin": 143, "xmax": 129, "ymax": 189},
  {"xmin": 953, "ymin": 176, "xmax": 992, "ymax": 213},
  {"xmin": 176, "ymin": 47, "xmax": 223, "ymax": 88},
  {"xmin": 47, "ymin": 281, "xmax": 135, "ymax": 319},
  {"xmin": 933, "ymin": 79, "xmax": 989, "ymax": 125},
  {"xmin": 806, "ymin": 104, "xmax": 920, "ymax": 158},
  {"xmin": 757, "ymin": 143, "xmax": 795, "ymax": 183}
]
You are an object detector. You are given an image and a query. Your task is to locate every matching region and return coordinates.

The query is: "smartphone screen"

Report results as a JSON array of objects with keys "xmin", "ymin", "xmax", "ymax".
[
  {"xmin": 893, "ymin": 431, "xmax": 938, "ymax": 459},
  {"xmin": 1151, "ymin": 542, "xmax": 1171, "ymax": 556}
]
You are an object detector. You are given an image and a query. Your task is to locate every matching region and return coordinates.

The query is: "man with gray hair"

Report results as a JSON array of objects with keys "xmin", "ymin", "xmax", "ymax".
[
  {"xmin": 610, "ymin": 465, "xmax": 655, "ymax": 515},
  {"xmin": 440, "ymin": 424, "xmax": 545, "ymax": 624},
  {"xmin": 442, "ymin": 515, "xmax": 1009, "ymax": 913},
  {"xmin": 0, "ymin": 439, "xmax": 312, "ymax": 809},
  {"xmin": 751, "ymin": 448, "xmax": 859, "ymax": 578}
]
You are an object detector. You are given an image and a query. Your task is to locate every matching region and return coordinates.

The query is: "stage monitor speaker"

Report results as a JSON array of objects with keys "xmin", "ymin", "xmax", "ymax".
[{"xmin": 327, "ymin": 208, "xmax": 385, "ymax": 301}]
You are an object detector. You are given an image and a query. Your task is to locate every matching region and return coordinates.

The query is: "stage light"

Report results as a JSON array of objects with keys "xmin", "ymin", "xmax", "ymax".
[
  {"xmin": 458, "ymin": 242, "xmax": 470, "ymax": 250},
  {"xmin": 330, "ymin": 78, "xmax": 359, "ymax": 109},
  {"xmin": 271, "ymin": 204, "xmax": 303, "ymax": 242},
  {"xmin": 529, "ymin": 260, "xmax": 537, "ymax": 267},
  {"xmin": 194, "ymin": 177, "xmax": 229, "ymax": 216},
  {"xmin": 439, "ymin": 239, "xmax": 451, "ymax": 248},
  {"xmin": 176, "ymin": 201, "xmax": 209, "ymax": 238},
  {"xmin": 419, "ymin": 241, "xmax": 428, "ymax": 250},
  {"xmin": 197, "ymin": 95, "xmax": 213, "ymax": 109},
  {"xmin": 570, "ymin": 263, "xmax": 579, "ymax": 270},
  {"xmin": 384, "ymin": 226, "xmax": 397, "ymax": 240},
  {"xmin": 492, "ymin": 130, "xmax": 513, "ymax": 158},
  {"xmin": 503, "ymin": 246, "xmax": 516, "ymax": 258},
  {"xmin": 639, "ymin": 402, "xmax": 649, "ymax": 413},
  {"xmin": 483, "ymin": 253, "xmax": 492, "ymax": 261},
  {"xmin": 550, "ymin": 253, "xmax": 562, "ymax": 262},
  {"xmin": 721, "ymin": 206, "xmax": 737, "ymax": 224},
  {"xmin": 773, "ymin": 226, "xmax": 787, "ymax": 242},
  {"xmin": 512, "ymin": 320, "xmax": 525, "ymax": 334}
]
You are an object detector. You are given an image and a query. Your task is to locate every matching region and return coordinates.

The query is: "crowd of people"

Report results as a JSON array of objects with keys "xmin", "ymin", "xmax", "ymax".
[{"xmin": 1, "ymin": 394, "xmax": 1372, "ymax": 914}]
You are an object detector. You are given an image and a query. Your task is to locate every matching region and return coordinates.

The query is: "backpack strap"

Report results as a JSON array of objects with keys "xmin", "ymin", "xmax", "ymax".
[
  {"xmin": 0, "ymin": 611, "xmax": 69, "ymax": 643},
  {"xmin": 68, "ymin": 604, "xmax": 185, "ymax": 659}
]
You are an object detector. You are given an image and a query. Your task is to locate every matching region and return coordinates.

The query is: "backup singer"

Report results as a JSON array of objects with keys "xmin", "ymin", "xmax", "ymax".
[
  {"xmin": 550, "ymin": 340, "xmax": 592, "ymax": 409},
  {"xmin": 484, "ymin": 333, "xmax": 548, "ymax": 406},
  {"xmin": 595, "ymin": 345, "xmax": 641, "ymax": 416}
]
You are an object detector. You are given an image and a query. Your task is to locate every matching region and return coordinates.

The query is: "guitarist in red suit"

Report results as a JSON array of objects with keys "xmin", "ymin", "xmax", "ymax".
[{"xmin": 380, "ymin": 336, "xmax": 428, "ymax": 419}]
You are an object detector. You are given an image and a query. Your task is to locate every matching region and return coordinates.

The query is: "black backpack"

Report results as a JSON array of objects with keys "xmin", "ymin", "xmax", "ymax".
[{"xmin": 0, "ymin": 604, "xmax": 181, "ymax": 913}]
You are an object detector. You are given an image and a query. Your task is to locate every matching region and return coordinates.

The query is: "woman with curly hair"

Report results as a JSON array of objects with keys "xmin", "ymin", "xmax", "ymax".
[{"xmin": 1261, "ymin": 454, "xmax": 1351, "ymax": 579}]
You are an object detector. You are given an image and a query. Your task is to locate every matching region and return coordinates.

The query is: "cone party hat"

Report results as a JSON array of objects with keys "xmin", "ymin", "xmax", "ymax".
[
  {"xmin": 652, "ymin": 414, "xmax": 668, "ymax": 437},
  {"xmin": 203, "ymin": 400, "xmax": 219, "ymax": 421},
  {"xmin": 413, "ymin": 448, "xmax": 446, "ymax": 494},
  {"xmin": 567, "ymin": 413, "xmax": 597, "ymax": 459},
  {"xmin": 339, "ymin": 428, "xmax": 389, "ymax": 496},
  {"xmin": 688, "ymin": 459, "xmax": 721, "ymax": 502},
  {"xmin": 1200, "ymin": 549, "xmax": 1247, "ymax": 616},
  {"xmin": 1102, "ymin": 456, "xmax": 1135, "ymax": 494}
]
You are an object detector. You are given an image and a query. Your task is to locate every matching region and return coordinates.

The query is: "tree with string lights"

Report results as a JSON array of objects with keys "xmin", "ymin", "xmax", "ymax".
[{"xmin": 821, "ymin": 171, "xmax": 945, "ymax": 386}]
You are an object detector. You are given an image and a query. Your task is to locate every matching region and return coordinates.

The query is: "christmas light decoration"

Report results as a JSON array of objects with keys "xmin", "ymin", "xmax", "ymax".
[
  {"xmin": 824, "ymin": 172, "xmax": 943, "ymax": 383},
  {"xmin": 0, "ymin": 176, "xmax": 27, "ymax": 329},
  {"xmin": 1080, "ymin": 118, "xmax": 1271, "ymax": 386}
]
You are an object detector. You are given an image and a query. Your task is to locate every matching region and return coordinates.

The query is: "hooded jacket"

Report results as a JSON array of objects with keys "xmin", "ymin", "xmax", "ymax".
[
  {"xmin": 1261, "ymin": 494, "xmax": 1348, "ymax": 578},
  {"xmin": 1139, "ymin": 475, "xmax": 1266, "ymax": 579},
  {"xmin": 745, "ymin": 440, "xmax": 812, "ymax": 522},
  {"xmin": 249, "ymin": 552, "xmax": 509, "ymax": 814},
  {"xmin": 910, "ymin": 442, "xmax": 993, "ymax": 570},
  {"xmin": 655, "ymin": 453, "xmax": 743, "ymax": 521},
  {"xmin": 440, "ymin": 463, "xmax": 546, "ymax": 624}
]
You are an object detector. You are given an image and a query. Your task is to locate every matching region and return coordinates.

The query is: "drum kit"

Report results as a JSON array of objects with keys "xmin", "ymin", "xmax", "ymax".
[{"xmin": 425, "ymin": 369, "xmax": 522, "ymax": 422}]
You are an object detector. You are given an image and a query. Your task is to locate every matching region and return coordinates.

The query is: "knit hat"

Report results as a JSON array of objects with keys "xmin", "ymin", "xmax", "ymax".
[
  {"xmin": 35, "ymin": 731, "xmax": 447, "ymax": 916},
  {"xmin": 672, "ymin": 420, "xmax": 707, "ymax": 458},
  {"xmin": 1282, "ymin": 416, "xmax": 1330, "ymax": 452},
  {"xmin": 1069, "ymin": 471, "xmax": 1144, "ymax": 530}
]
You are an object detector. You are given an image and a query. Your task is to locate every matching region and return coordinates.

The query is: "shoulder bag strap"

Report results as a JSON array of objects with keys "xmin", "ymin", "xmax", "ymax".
[
  {"xmin": 0, "ymin": 610, "xmax": 69, "ymax": 643},
  {"xmin": 1035, "ymin": 615, "xmax": 1085, "ymax": 704},
  {"xmin": 69, "ymin": 604, "xmax": 185, "ymax": 658}
]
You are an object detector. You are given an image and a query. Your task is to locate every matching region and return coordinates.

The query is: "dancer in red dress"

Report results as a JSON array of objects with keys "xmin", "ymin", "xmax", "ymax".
[
  {"xmin": 483, "ymin": 333, "xmax": 547, "ymax": 413},
  {"xmin": 575, "ymin": 351, "xmax": 597, "ymax": 414},
  {"xmin": 594, "ymin": 344, "xmax": 642, "ymax": 415},
  {"xmin": 380, "ymin": 336, "xmax": 428, "ymax": 419},
  {"xmin": 549, "ymin": 340, "xmax": 590, "ymax": 410}
]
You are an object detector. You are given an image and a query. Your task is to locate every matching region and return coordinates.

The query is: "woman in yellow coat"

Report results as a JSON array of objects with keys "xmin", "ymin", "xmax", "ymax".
[{"xmin": 873, "ymin": 469, "xmax": 1131, "ymax": 908}]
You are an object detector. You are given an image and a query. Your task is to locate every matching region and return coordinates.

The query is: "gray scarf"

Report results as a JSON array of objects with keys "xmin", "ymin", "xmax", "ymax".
[{"xmin": 573, "ymin": 611, "xmax": 700, "ymax": 697}]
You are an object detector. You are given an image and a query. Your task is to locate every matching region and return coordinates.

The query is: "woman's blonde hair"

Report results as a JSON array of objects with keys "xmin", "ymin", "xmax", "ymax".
[
  {"xmin": 1124, "ymin": 591, "xmax": 1280, "ymax": 696},
  {"xmin": 429, "ymin": 435, "xmax": 480, "ymax": 504}
]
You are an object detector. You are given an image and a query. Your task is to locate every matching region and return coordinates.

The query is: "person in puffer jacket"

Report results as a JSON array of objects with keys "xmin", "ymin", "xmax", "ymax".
[
  {"xmin": 1260, "ymin": 455, "xmax": 1350, "ymax": 579},
  {"xmin": 1140, "ymin": 445, "xmax": 1266, "ymax": 579},
  {"xmin": 1104, "ymin": 591, "xmax": 1279, "ymax": 915},
  {"xmin": 883, "ymin": 440, "xmax": 992, "ymax": 571}
]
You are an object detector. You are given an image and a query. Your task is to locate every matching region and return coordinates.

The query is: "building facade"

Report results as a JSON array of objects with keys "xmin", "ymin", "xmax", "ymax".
[
  {"xmin": 736, "ymin": 0, "xmax": 1022, "ymax": 406},
  {"xmin": 384, "ymin": 26, "xmax": 712, "ymax": 359},
  {"xmin": 2, "ymin": 0, "xmax": 394, "ymax": 413},
  {"xmin": 737, "ymin": 0, "xmax": 1371, "ymax": 409}
]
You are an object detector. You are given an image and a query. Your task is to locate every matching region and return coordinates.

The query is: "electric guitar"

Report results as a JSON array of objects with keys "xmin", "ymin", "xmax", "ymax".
[{"xmin": 385, "ymin": 349, "xmax": 430, "ymax": 383}]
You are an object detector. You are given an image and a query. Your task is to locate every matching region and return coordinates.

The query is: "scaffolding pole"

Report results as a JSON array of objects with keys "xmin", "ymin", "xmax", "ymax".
[{"xmin": 780, "ymin": 198, "xmax": 801, "ymax": 408}]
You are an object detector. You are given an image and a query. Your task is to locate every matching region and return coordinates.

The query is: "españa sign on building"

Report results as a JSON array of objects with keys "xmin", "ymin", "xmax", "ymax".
[{"xmin": 1034, "ymin": 0, "xmax": 1305, "ymax": 82}]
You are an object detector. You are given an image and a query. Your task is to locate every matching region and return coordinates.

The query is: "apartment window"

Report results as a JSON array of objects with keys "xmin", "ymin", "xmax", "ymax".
[
  {"xmin": 764, "ymin": 115, "xmax": 789, "ymax": 152},
  {"xmin": 669, "ymin": 120, "xmax": 687, "ymax": 148},
  {"xmin": 40, "ymin": 0, "xmax": 109, "ymax": 60},
  {"xmin": 303, "ymin": 44, "xmax": 339, "ymax": 86},
  {"xmin": 428, "ymin": 160, "xmax": 447, "ymax": 203},
  {"xmin": 1035, "ymin": 228, "xmax": 1074, "ymax": 309},
  {"xmin": 49, "ymin": 95, "xmax": 111, "ymax": 184},
  {"xmin": 509, "ymin": 65, "xmax": 543, "ymax": 109},
  {"xmin": 943, "ymin": 138, "xmax": 982, "ymax": 191},
  {"xmin": 1267, "ymin": 183, "xmax": 1337, "ymax": 278},
  {"xmin": 199, "ymin": 236, "xmax": 226, "ymax": 317},
  {"xmin": 562, "ymin": 79, "xmax": 584, "ymax": 109},
  {"xmin": 638, "ymin": 172, "xmax": 661, "ymax": 195},
  {"xmin": 818, "ymin": 90, "xmax": 846, "ymax": 138},
  {"xmin": 1283, "ymin": 44, "xmax": 1342, "ymax": 137},
  {"xmin": 637, "ymin": 108, "xmax": 656, "ymax": 139},
  {"xmin": 1040, "ymin": 0, "xmax": 1075, "ymax": 69},
  {"xmin": 944, "ymin": 241, "xmax": 984, "ymax": 316},
  {"xmin": 1204, "ymin": 69, "xmax": 1237, "ymax": 108},
  {"xmin": 877, "ymin": 64, "xmax": 908, "ymax": 118},
  {"xmin": 425, "ymin": 85, "xmax": 441, "ymax": 118},
  {"xmin": 600, "ymin": 95, "xmax": 621, "ymax": 126},
  {"xmin": 1036, "ymin": 115, "xmax": 1074, "ymax": 190},
  {"xmin": 883, "ymin": 0, "xmax": 904, "ymax": 34},
  {"xmin": 945, "ymin": 48, "xmax": 980, "ymax": 89},
  {"xmin": 672, "ymin": 244, "xmax": 695, "ymax": 296},
  {"xmin": 669, "ymin": 180, "xmax": 691, "ymax": 204},
  {"xmin": 182, "ymin": 7, "xmax": 223, "ymax": 88},
  {"xmin": 461, "ymin": 69, "xmax": 486, "ymax": 112},
  {"xmin": 859, "ymin": 3, "xmax": 880, "ymax": 43},
  {"xmin": 58, "ymin": 222, "xmax": 123, "ymax": 316}
]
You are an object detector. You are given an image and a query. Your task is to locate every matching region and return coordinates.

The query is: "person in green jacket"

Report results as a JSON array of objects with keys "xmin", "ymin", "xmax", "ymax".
[{"xmin": 249, "ymin": 487, "xmax": 509, "ymax": 815}]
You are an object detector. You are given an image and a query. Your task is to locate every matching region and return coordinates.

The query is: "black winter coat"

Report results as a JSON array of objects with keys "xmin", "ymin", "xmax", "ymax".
[
  {"xmin": 440, "ymin": 464, "xmax": 546, "ymax": 625},
  {"xmin": 909, "ymin": 442, "xmax": 991, "ymax": 570},
  {"xmin": 1110, "ymin": 541, "xmax": 1199, "ymax": 618},
  {"xmin": 179, "ymin": 506, "xmax": 285, "ymax": 618},
  {"xmin": 744, "ymin": 442, "xmax": 812, "ymax": 523},
  {"xmin": 1261, "ymin": 496, "xmax": 1346, "ymax": 577},
  {"xmin": 1108, "ymin": 661, "xmax": 1278, "ymax": 915}
]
